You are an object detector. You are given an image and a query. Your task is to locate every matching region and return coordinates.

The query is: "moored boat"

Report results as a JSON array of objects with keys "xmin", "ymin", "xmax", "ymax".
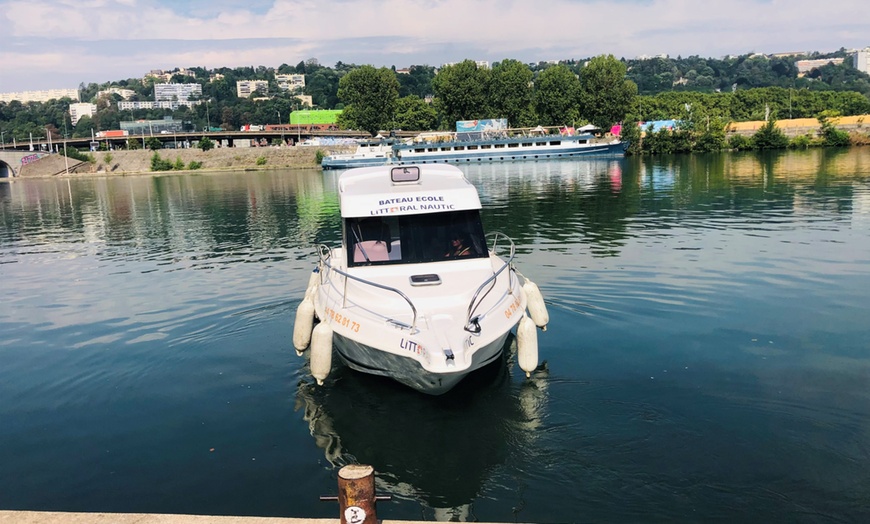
[
  {"xmin": 321, "ymin": 142, "xmax": 394, "ymax": 170},
  {"xmin": 393, "ymin": 126, "xmax": 625, "ymax": 165},
  {"xmin": 293, "ymin": 164, "xmax": 549, "ymax": 394}
]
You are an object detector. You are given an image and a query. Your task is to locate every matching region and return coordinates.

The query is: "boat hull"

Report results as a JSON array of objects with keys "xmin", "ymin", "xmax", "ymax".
[
  {"xmin": 332, "ymin": 329, "xmax": 511, "ymax": 395},
  {"xmin": 321, "ymin": 156, "xmax": 392, "ymax": 169},
  {"xmin": 394, "ymin": 137, "xmax": 625, "ymax": 165}
]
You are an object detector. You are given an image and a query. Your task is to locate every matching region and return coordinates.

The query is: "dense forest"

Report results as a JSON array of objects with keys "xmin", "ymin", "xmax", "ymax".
[{"xmin": 1, "ymin": 50, "xmax": 869, "ymax": 144}]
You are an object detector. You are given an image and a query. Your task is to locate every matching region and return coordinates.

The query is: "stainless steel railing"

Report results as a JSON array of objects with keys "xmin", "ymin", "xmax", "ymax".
[{"xmin": 317, "ymin": 244, "xmax": 419, "ymax": 332}]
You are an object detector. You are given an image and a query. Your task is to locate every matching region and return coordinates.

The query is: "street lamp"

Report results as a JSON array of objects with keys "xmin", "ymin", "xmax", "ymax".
[
  {"xmin": 205, "ymin": 99, "xmax": 211, "ymax": 131},
  {"xmin": 1, "ymin": 130, "xmax": 5, "ymax": 149},
  {"xmin": 277, "ymin": 110, "xmax": 284, "ymax": 145}
]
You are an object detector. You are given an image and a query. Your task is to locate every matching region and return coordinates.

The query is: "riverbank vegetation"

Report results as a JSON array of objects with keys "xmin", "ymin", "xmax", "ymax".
[
  {"xmin": 620, "ymin": 110, "xmax": 869, "ymax": 156},
  {"xmin": 2, "ymin": 50, "xmax": 869, "ymax": 156}
]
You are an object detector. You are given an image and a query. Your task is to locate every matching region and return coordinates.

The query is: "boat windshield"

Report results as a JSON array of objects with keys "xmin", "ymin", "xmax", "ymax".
[{"xmin": 346, "ymin": 210, "xmax": 488, "ymax": 267}]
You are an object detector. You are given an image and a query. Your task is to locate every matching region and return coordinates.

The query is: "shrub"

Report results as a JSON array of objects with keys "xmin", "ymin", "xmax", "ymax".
[
  {"xmin": 150, "ymin": 151, "xmax": 173, "ymax": 171},
  {"xmin": 174, "ymin": 157, "xmax": 185, "ymax": 170},
  {"xmin": 145, "ymin": 137, "xmax": 162, "ymax": 151},
  {"xmin": 315, "ymin": 149, "xmax": 326, "ymax": 164},
  {"xmin": 61, "ymin": 146, "xmax": 94, "ymax": 163},
  {"xmin": 256, "ymin": 155, "xmax": 267, "ymax": 166},
  {"xmin": 789, "ymin": 134, "xmax": 813, "ymax": 149},
  {"xmin": 198, "ymin": 136, "xmax": 215, "ymax": 151},
  {"xmin": 104, "ymin": 152, "xmax": 113, "ymax": 164},
  {"xmin": 728, "ymin": 134, "xmax": 752, "ymax": 150},
  {"xmin": 620, "ymin": 120, "xmax": 642, "ymax": 156},
  {"xmin": 751, "ymin": 119, "xmax": 789, "ymax": 150},
  {"xmin": 187, "ymin": 160, "xmax": 203, "ymax": 170}
]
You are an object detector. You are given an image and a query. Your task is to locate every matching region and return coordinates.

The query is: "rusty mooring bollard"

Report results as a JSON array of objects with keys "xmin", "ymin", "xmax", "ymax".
[{"xmin": 319, "ymin": 464, "xmax": 390, "ymax": 524}]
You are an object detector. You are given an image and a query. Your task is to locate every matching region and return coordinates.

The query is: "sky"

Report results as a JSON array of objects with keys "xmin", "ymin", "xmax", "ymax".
[{"xmin": 1, "ymin": 0, "xmax": 869, "ymax": 93}]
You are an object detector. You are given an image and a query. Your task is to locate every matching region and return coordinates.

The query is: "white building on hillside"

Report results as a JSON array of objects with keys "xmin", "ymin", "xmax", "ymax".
[
  {"xmin": 795, "ymin": 58, "xmax": 844, "ymax": 76},
  {"xmin": 853, "ymin": 48, "xmax": 870, "ymax": 75},
  {"xmin": 69, "ymin": 102, "xmax": 97, "ymax": 125},
  {"xmin": 0, "ymin": 88, "xmax": 79, "ymax": 103},
  {"xmin": 97, "ymin": 87, "xmax": 136, "ymax": 100},
  {"xmin": 276, "ymin": 74, "xmax": 305, "ymax": 92},
  {"xmin": 118, "ymin": 100, "xmax": 198, "ymax": 111},
  {"xmin": 154, "ymin": 83, "xmax": 202, "ymax": 101},
  {"xmin": 237, "ymin": 80, "xmax": 269, "ymax": 98}
]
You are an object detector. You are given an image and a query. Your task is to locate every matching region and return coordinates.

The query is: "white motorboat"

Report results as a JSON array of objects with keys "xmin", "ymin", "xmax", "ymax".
[
  {"xmin": 293, "ymin": 164, "xmax": 549, "ymax": 395},
  {"xmin": 321, "ymin": 142, "xmax": 394, "ymax": 169}
]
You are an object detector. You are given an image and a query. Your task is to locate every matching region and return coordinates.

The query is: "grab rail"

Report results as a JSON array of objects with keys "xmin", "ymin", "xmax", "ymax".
[
  {"xmin": 464, "ymin": 232, "xmax": 516, "ymax": 333},
  {"xmin": 317, "ymin": 244, "xmax": 419, "ymax": 332}
]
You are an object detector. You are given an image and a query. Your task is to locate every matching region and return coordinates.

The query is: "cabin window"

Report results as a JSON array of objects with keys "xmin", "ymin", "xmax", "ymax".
[
  {"xmin": 578, "ymin": 139, "xmax": 587, "ymax": 144},
  {"xmin": 481, "ymin": 144, "xmax": 492, "ymax": 149},
  {"xmin": 414, "ymin": 148, "xmax": 426, "ymax": 153},
  {"xmin": 346, "ymin": 210, "xmax": 487, "ymax": 267},
  {"xmin": 550, "ymin": 140, "xmax": 561, "ymax": 146},
  {"xmin": 428, "ymin": 147, "xmax": 438, "ymax": 152},
  {"xmin": 454, "ymin": 146, "xmax": 465, "ymax": 151},
  {"xmin": 507, "ymin": 143, "xmax": 519, "ymax": 148},
  {"xmin": 522, "ymin": 142, "xmax": 533, "ymax": 147},
  {"xmin": 494, "ymin": 144, "xmax": 505, "ymax": 148},
  {"xmin": 536, "ymin": 142, "xmax": 547, "ymax": 146},
  {"xmin": 467, "ymin": 145, "xmax": 478, "ymax": 150}
]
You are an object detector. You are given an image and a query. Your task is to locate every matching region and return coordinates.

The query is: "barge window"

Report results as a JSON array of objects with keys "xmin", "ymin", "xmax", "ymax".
[
  {"xmin": 536, "ymin": 141, "xmax": 547, "ymax": 146},
  {"xmin": 414, "ymin": 148, "xmax": 426, "ymax": 153},
  {"xmin": 454, "ymin": 146, "xmax": 465, "ymax": 151},
  {"xmin": 467, "ymin": 145, "xmax": 478, "ymax": 150},
  {"xmin": 494, "ymin": 144, "xmax": 505, "ymax": 148},
  {"xmin": 550, "ymin": 140, "xmax": 561, "ymax": 145},
  {"xmin": 522, "ymin": 142, "xmax": 533, "ymax": 147},
  {"xmin": 481, "ymin": 144, "xmax": 492, "ymax": 149},
  {"xmin": 507, "ymin": 143, "xmax": 519, "ymax": 148}
]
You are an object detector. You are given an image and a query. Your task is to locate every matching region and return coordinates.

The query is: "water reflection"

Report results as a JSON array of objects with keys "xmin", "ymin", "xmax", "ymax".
[{"xmin": 295, "ymin": 337, "xmax": 550, "ymax": 521}]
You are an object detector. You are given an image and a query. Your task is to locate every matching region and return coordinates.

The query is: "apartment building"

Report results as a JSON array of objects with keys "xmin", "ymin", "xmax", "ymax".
[
  {"xmin": 97, "ymin": 87, "xmax": 136, "ymax": 100},
  {"xmin": 0, "ymin": 88, "xmax": 79, "ymax": 103},
  {"xmin": 69, "ymin": 102, "xmax": 97, "ymax": 125},
  {"xmin": 795, "ymin": 58, "xmax": 844, "ymax": 76},
  {"xmin": 154, "ymin": 83, "xmax": 202, "ymax": 101},
  {"xmin": 854, "ymin": 48, "xmax": 870, "ymax": 75},
  {"xmin": 236, "ymin": 80, "xmax": 269, "ymax": 98},
  {"xmin": 117, "ymin": 100, "xmax": 197, "ymax": 111},
  {"xmin": 276, "ymin": 74, "xmax": 305, "ymax": 91}
]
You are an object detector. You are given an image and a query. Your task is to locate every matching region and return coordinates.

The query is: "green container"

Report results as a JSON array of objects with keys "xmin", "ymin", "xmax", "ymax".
[{"xmin": 289, "ymin": 109, "xmax": 342, "ymax": 125}]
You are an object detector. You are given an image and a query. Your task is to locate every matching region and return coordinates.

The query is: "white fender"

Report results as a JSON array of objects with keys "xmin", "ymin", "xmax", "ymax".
[
  {"xmin": 305, "ymin": 268, "xmax": 320, "ymax": 298},
  {"xmin": 310, "ymin": 322, "xmax": 334, "ymax": 385},
  {"xmin": 292, "ymin": 296, "xmax": 315, "ymax": 354},
  {"xmin": 517, "ymin": 314, "xmax": 538, "ymax": 378},
  {"xmin": 523, "ymin": 279, "xmax": 549, "ymax": 331}
]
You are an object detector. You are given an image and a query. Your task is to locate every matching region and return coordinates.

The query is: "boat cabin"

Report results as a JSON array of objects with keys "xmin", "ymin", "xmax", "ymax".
[{"xmin": 338, "ymin": 165, "xmax": 488, "ymax": 267}]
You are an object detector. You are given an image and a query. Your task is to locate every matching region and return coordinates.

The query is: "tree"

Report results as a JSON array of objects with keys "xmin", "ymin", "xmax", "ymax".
[
  {"xmin": 578, "ymin": 55, "xmax": 638, "ymax": 130},
  {"xmin": 620, "ymin": 121, "xmax": 642, "ymax": 156},
  {"xmin": 432, "ymin": 60, "xmax": 492, "ymax": 128},
  {"xmin": 336, "ymin": 65, "xmax": 400, "ymax": 135},
  {"xmin": 751, "ymin": 118, "xmax": 789, "ymax": 149},
  {"xmin": 533, "ymin": 64, "xmax": 581, "ymax": 126},
  {"xmin": 145, "ymin": 136, "xmax": 162, "ymax": 150},
  {"xmin": 198, "ymin": 136, "xmax": 215, "ymax": 151},
  {"xmin": 391, "ymin": 95, "xmax": 437, "ymax": 131},
  {"xmin": 489, "ymin": 59, "xmax": 535, "ymax": 128}
]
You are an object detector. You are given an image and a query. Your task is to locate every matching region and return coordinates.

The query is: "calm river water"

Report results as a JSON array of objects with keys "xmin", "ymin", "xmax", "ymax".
[{"xmin": 2, "ymin": 149, "xmax": 869, "ymax": 522}]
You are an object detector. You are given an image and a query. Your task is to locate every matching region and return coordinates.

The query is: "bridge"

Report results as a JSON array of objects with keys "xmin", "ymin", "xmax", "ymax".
[{"xmin": 0, "ymin": 150, "xmax": 52, "ymax": 178}]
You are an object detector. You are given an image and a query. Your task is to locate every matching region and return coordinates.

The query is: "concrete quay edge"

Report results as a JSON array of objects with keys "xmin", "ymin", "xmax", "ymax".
[{"xmin": 0, "ymin": 511, "xmax": 505, "ymax": 524}]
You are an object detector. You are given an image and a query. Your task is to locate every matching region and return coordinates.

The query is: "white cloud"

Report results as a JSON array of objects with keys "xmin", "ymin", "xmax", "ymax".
[{"xmin": 1, "ymin": 0, "xmax": 868, "ymax": 91}]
